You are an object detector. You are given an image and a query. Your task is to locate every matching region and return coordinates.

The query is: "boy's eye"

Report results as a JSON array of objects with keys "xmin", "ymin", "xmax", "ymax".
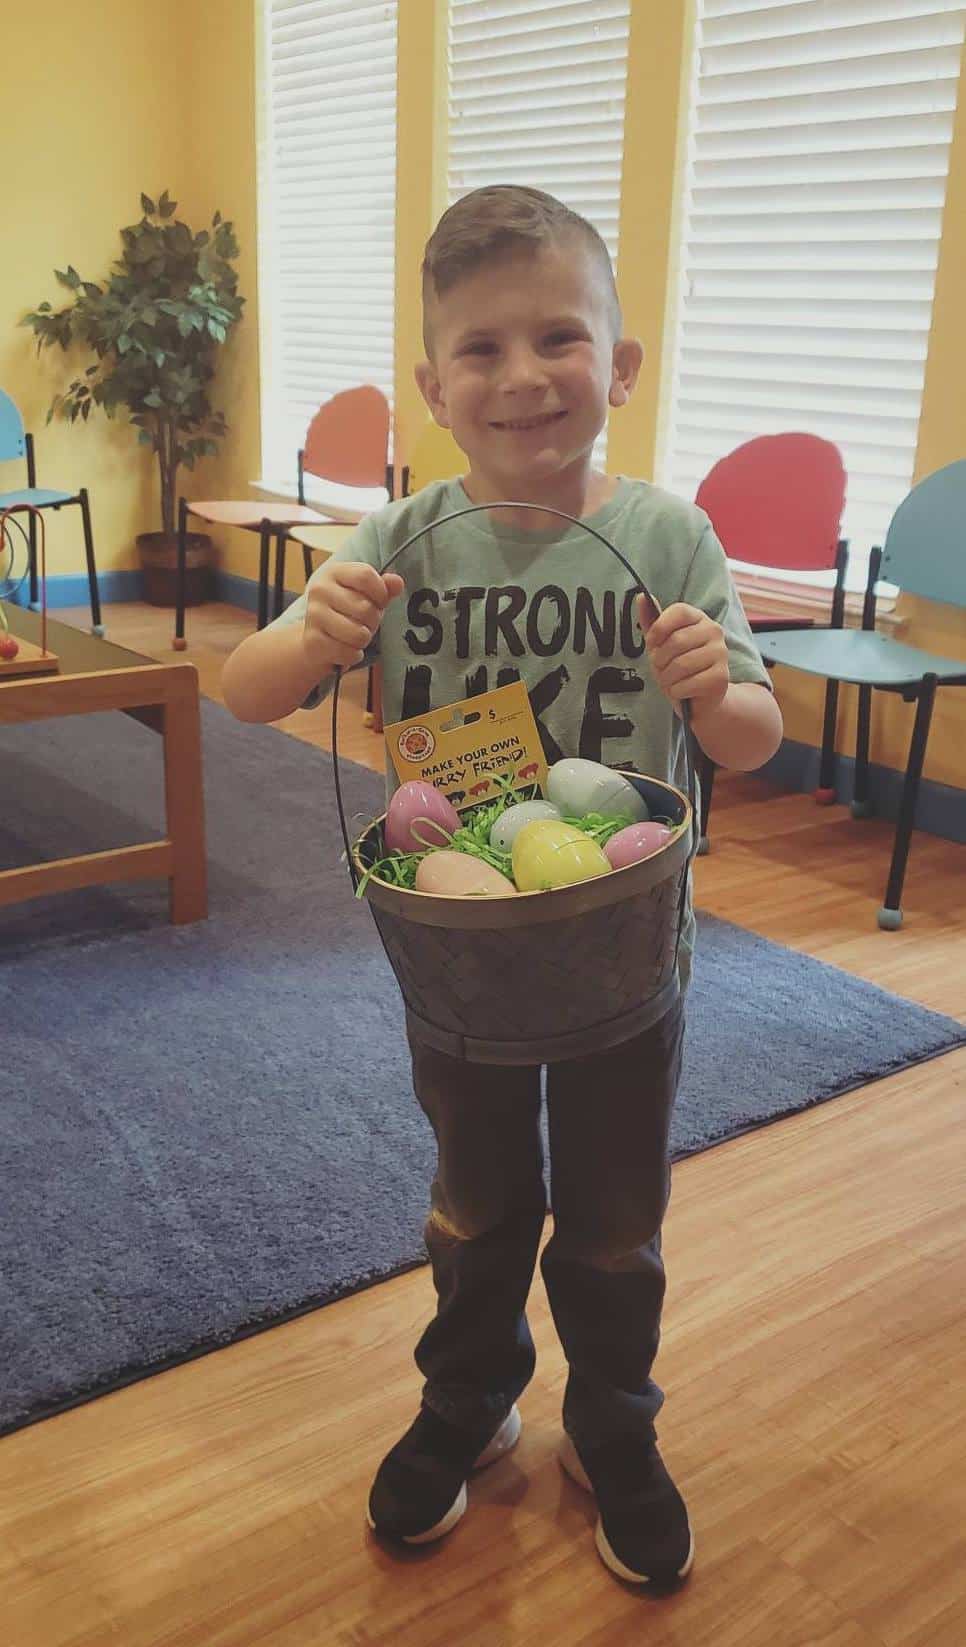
[
  {"xmin": 546, "ymin": 331, "xmax": 583, "ymax": 347},
  {"xmin": 459, "ymin": 341, "xmax": 496, "ymax": 356}
]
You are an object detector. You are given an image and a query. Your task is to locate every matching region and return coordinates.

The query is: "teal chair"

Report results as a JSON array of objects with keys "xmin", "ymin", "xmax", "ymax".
[
  {"xmin": 756, "ymin": 459, "xmax": 966, "ymax": 929},
  {"xmin": 0, "ymin": 389, "xmax": 103, "ymax": 633}
]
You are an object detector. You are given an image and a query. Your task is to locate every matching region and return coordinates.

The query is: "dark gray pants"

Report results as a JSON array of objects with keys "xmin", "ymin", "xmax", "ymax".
[{"xmin": 408, "ymin": 998, "xmax": 685, "ymax": 1453}]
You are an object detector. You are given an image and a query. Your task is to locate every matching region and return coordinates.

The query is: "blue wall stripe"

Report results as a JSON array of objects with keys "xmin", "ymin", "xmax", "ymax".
[{"xmin": 7, "ymin": 573, "xmax": 964, "ymax": 845}]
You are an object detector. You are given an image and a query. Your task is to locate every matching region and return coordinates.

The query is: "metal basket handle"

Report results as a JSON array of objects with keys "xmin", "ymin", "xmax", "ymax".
[{"xmin": 329, "ymin": 500, "xmax": 700, "ymax": 892}]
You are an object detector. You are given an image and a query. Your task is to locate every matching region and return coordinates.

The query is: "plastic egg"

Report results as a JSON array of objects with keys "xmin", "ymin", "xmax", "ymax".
[
  {"xmin": 489, "ymin": 799, "xmax": 562, "ymax": 854},
  {"xmin": 546, "ymin": 758, "xmax": 649, "ymax": 823},
  {"xmin": 415, "ymin": 851, "xmax": 517, "ymax": 897},
  {"xmin": 511, "ymin": 820, "xmax": 611, "ymax": 893},
  {"xmin": 385, "ymin": 782, "xmax": 460, "ymax": 854},
  {"xmin": 603, "ymin": 821, "xmax": 673, "ymax": 870}
]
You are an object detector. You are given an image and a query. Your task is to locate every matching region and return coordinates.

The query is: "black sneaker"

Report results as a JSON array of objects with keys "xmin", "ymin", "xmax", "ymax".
[
  {"xmin": 367, "ymin": 1403, "xmax": 522, "ymax": 1544},
  {"xmin": 560, "ymin": 1431, "xmax": 694, "ymax": 1586}
]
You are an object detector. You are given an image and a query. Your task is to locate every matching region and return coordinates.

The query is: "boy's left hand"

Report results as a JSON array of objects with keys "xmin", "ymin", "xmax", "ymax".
[{"xmin": 639, "ymin": 598, "xmax": 730, "ymax": 712}]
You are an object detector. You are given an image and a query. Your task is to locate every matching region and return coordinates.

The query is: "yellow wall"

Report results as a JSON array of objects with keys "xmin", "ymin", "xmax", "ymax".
[
  {"xmin": 175, "ymin": 0, "xmax": 261, "ymax": 545},
  {"xmin": 4, "ymin": 0, "xmax": 963, "ymax": 788},
  {"xmin": 0, "ymin": 0, "xmax": 191, "ymax": 576}
]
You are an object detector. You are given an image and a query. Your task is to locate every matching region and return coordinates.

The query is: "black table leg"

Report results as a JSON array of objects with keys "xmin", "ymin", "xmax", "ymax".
[
  {"xmin": 852, "ymin": 684, "xmax": 873, "ymax": 817},
  {"xmin": 816, "ymin": 677, "xmax": 840, "ymax": 803},
  {"xmin": 78, "ymin": 489, "xmax": 104, "ymax": 635},
  {"xmin": 878, "ymin": 675, "xmax": 937, "ymax": 930},
  {"xmin": 174, "ymin": 497, "xmax": 189, "ymax": 650},
  {"xmin": 257, "ymin": 522, "xmax": 271, "ymax": 630}
]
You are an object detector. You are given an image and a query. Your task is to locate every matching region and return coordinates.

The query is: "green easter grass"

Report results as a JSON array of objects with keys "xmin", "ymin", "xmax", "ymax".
[{"xmin": 356, "ymin": 773, "xmax": 677, "ymax": 897}]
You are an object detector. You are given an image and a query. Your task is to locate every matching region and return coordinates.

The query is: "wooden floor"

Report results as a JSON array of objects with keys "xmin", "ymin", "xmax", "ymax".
[{"xmin": 3, "ymin": 602, "xmax": 964, "ymax": 1647}]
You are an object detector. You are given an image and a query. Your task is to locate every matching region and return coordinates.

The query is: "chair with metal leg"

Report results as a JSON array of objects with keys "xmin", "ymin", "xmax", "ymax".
[
  {"xmin": 174, "ymin": 385, "xmax": 392, "ymax": 649},
  {"xmin": 287, "ymin": 387, "xmax": 401, "ymax": 724},
  {"xmin": 756, "ymin": 458, "xmax": 966, "ymax": 929},
  {"xmin": 357, "ymin": 417, "xmax": 467, "ymax": 732},
  {"xmin": 693, "ymin": 432, "xmax": 848, "ymax": 850},
  {"xmin": 0, "ymin": 388, "xmax": 103, "ymax": 634}
]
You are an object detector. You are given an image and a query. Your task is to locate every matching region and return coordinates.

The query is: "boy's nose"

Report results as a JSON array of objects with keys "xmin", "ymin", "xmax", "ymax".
[{"xmin": 500, "ymin": 346, "xmax": 549, "ymax": 393}]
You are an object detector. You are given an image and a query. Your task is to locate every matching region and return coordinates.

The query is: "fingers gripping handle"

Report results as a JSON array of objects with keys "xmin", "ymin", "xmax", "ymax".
[{"xmin": 330, "ymin": 501, "xmax": 699, "ymax": 892}]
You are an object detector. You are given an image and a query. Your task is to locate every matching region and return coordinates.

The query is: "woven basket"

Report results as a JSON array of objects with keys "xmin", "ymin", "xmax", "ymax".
[{"xmin": 333, "ymin": 501, "xmax": 698, "ymax": 1064}]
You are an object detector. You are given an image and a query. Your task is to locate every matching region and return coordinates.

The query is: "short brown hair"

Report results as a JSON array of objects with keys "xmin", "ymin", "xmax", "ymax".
[{"xmin": 421, "ymin": 185, "xmax": 622, "ymax": 355}]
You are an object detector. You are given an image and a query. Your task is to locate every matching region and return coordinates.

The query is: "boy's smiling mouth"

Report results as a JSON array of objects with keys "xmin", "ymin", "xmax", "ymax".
[{"xmin": 490, "ymin": 410, "xmax": 568, "ymax": 432}]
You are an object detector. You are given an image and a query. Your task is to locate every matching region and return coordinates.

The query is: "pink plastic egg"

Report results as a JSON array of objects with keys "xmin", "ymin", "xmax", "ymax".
[
  {"xmin": 603, "ymin": 821, "xmax": 673, "ymax": 870},
  {"xmin": 385, "ymin": 782, "xmax": 460, "ymax": 854}
]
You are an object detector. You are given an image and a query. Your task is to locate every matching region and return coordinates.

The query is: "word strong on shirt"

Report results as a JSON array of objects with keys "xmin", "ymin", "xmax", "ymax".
[{"xmin": 399, "ymin": 581, "xmax": 649, "ymax": 766}]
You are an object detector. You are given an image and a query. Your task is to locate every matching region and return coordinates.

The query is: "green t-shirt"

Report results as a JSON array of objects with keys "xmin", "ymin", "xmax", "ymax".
[{"xmin": 274, "ymin": 477, "xmax": 772, "ymax": 986}]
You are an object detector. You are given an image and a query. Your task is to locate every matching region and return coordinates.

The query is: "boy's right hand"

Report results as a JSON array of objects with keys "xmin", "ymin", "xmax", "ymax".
[{"xmin": 302, "ymin": 561, "xmax": 405, "ymax": 674}]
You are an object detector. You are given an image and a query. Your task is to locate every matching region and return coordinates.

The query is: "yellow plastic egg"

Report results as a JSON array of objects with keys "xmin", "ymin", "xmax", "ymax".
[
  {"xmin": 415, "ymin": 851, "xmax": 517, "ymax": 898},
  {"xmin": 511, "ymin": 821, "xmax": 611, "ymax": 893}
]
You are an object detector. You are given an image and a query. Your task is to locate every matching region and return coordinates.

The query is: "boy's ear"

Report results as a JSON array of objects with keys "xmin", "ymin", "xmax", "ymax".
[
  {"xmin": 414, "ymin": 360, "xmax": 451, "ymax": 428},
  {"xmin": 609, "ymin": 337, "xmax": 645, "ymax": 408}
]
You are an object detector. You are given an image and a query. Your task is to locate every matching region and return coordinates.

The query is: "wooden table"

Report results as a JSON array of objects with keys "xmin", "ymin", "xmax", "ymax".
[{"xmin": 0, "ymin": 605, "xmax": 207, "ymax": 924}]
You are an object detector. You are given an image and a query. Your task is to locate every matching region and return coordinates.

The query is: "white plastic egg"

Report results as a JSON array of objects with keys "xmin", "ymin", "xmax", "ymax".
[
  {"xmin": 546, "ymin": 758, "xmax": 649, "ymax": 823},
  {"xmin": 489, "ymin": 799, "xmax": 562, "ymax": 854}
]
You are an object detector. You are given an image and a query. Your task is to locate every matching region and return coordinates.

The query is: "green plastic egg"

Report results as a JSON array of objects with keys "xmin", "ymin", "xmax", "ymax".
[{"xmin": 511, "ymin": 820, "xmax": 611, "ymax": 893}]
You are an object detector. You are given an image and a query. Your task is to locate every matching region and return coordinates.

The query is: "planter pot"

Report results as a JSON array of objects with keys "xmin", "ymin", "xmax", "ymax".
[{"xmin": 137, "ymin": 531, "xmax": 214, "ymax": 608}]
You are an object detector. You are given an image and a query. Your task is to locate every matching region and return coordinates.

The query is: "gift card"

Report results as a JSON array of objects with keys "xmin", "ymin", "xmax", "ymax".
[{"xmin": 385, "ymin": 680, "xmax": 548, "ymax": 809}]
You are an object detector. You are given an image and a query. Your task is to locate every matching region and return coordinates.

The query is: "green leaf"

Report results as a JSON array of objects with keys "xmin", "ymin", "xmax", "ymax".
[
  {"xmin": 158, "ymin": 190, "xmax": 176, "ymax": 218},
  {"xmin": 117, "ymin": 333, "xmax": 132, "ymax": 353},
  {"xmin": 141, "ymin": 193, "xmax": 156, "ymax": 216}
]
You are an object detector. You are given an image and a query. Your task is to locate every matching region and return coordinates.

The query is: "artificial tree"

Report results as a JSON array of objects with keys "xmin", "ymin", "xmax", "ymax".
[{"xmin": 24, "ymin": 192, "xmax": 244, "ymax": 593}]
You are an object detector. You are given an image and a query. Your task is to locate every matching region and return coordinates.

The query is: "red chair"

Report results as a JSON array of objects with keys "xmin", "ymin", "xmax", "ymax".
[{"xmin": 694, "ymin": 433, "xmax": 848, "ymax": 848}]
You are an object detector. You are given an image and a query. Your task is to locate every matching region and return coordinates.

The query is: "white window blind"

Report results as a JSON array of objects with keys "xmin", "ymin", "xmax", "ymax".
[
  {"xmin": 662, "ymin": 0, "xmax": 966, "ymax": 591},
  {"xmin": 448, "ymin": 0, "xmax": 632, "ymax": 468},
  {"xmin": 257, "ymin": 0, "xmax": 397, "ymax": 508}
]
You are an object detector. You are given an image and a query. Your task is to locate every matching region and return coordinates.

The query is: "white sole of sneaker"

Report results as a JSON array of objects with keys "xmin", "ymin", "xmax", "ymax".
[
  {"xmin": 367, "ymin": 1405, "xmax": 523, "ymax": 1546},
  {"xmin": 559, "ymin": 1436, "xmax": 695, "ymax": 1585}
]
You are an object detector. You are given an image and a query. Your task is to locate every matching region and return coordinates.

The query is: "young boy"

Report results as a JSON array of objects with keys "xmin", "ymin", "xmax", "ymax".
[{"xmin": 223, "ymin": 186, "xmax": 783, "ymax": 1587}]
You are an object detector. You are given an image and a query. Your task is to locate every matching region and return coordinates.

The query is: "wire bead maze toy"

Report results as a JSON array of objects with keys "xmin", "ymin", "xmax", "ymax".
[{"xmin": 0, "ymin": 505, "xmax": 51, "ymax": 662}]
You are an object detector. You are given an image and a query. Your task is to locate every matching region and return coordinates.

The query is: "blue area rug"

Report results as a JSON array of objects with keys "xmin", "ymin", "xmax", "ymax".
[{"xmin": 1, "ymin": 701, "xmax": 963, "ymax": 1436}]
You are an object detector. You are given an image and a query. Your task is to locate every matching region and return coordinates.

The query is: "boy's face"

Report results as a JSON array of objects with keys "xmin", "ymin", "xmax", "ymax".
[{"xmin": 416, "ymin": 242, "xmax": 642, "ymax": 499}]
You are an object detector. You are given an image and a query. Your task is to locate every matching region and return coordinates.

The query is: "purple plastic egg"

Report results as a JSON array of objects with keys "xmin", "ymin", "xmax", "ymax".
[
  {"xmin": 385, "ymin": 781, "xmax": 461, "ymax": 854},
  {"xmin": 603, "ymin": 820, "xmax": 672, "ymax": 870}
]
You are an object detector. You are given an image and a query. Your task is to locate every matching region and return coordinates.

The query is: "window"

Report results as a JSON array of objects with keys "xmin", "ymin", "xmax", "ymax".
[
  {"xmin": 448, "ymin": 0, "xmax": 632, "ymax": 467},
  {"xmin": 257, "ymin": 0, "xmax": 397, "ymax": 510},
  {"xmin": 662, "ymin": 0, "xmax": 966, "ymax": 592}
]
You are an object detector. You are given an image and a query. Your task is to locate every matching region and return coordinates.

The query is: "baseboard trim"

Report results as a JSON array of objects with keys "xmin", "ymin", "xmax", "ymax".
[
  {"xmin": 212, "ymin": 570, "xmax": 298, "ymax": 615},
  {"xmin": 760, "ymin": 739, "xmax": 965, "ymax": 846},
  {"xmin": 6, "ymin": 571, "xmax": 144, "ymax": 607},
  {"xmin": 9, "ymin": 576, "xmax": 963, "ymax": 846}
]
